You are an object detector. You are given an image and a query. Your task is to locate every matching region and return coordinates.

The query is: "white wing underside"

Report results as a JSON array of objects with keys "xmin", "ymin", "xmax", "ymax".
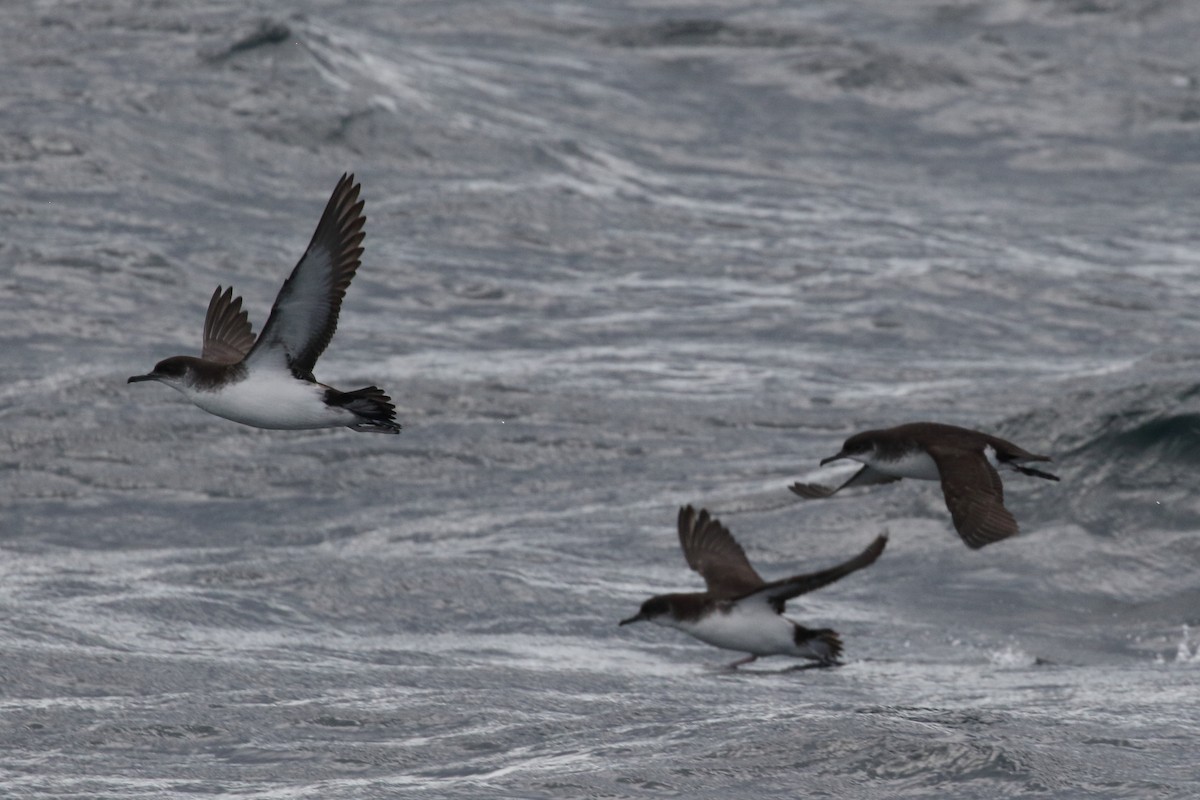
[
  {"xmin": 246, "ymin": 241, "xmax": 337, "ymax": 372},
  {"xmin": 245, "ymin": 174, "xmax": 366, "ymax": 379}
]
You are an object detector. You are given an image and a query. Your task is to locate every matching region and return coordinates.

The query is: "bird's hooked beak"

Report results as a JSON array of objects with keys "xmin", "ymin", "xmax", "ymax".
[
  {"xmin": 819, "ymin": 449, "xmax": 850, "ymax": 467},
  {"xmin": 618, "ymin": 612, "xmax": 646, "ymax": 627},
  {"xmin": 127, "ymin": 373, "xmax": 158, "ymax": 383}
]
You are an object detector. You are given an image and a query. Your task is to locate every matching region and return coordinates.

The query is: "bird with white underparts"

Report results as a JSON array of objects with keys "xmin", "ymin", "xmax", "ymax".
[
  {"xmin": 129, "ymin": 174, "xmax": 400, "ymax": 434},
  {"xmin": 620, "ymin": 506, "xmax": 887, "ymax": 669},
  {"xmin": 791, "ymin": 422, "xmax": 1058, "ymax": 549}
]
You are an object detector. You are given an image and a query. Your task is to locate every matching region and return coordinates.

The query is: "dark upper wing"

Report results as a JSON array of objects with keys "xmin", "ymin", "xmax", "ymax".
[
  {"xmin": 739, "ymin": 533, "xmax": 887, "ymax": 612},
  {"xmin": 201, "ymin": 285, "xmax": 257, "ymax": 364},
  {"xmin": 246, "ymin": 173, "xmax": 366, "ymax": 378},
  {"xmin": 929, "ymin": 446, "xmax": 1018, "ymax": 549},
  {"xmin": 677, "ymin": 506, "xmax": 764, "ymax": 599},
  {"xmin": 789, "ymin": 465, "xmax": 901, "ymax": 499}
]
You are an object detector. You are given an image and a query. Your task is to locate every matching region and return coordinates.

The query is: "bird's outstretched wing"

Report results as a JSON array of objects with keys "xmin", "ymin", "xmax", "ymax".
[
  {"xmin": 738, "ymin": 533, "xmax": 887, "ymax": 612},
  {"xmin": 201, "ymin": 286, "xmax": 257, "ymax": 364},
  {"xmin": 789, "ymin": 465, "xmax": 901, "ymax": 499},
  {"xmin": 929, "ymin": 446, "xmax": 1019, "ymax": 549},
  {"xmin": 677, "ymin": 506, "xmax": 764, "ymax": 599},
  {"xmin": 246, "ymin": 173, "xmax": 366, "ymax": 379}
]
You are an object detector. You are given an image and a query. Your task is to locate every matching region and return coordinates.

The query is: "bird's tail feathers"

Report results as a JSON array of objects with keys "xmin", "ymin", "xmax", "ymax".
[
  {"xmin": 793, "ymin": 625, "xmax": 843, "ymax": 665},
  {"xmin": 1012, "ymin": 464, "xmax": 1060, "ymax": 481},
  {"xmin": 327, "ymin": 386, "xmax": 402, "ymax": 434}
]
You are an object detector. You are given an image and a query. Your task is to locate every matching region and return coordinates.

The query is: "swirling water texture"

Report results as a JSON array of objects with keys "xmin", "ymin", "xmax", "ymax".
[{"xmin": 1, "ymin": 1, "xmax": 1199, "ymax": 798}]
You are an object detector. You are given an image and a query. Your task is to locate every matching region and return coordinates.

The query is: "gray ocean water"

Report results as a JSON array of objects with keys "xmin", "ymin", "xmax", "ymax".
[{"xmin": 3, "ymin": 1, "xmax": 1200, "ymax": 797}]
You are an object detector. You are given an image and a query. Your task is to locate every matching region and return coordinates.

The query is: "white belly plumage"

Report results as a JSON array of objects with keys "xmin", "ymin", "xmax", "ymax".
[
  {"xmin": 864, "ymin": 449, "xmax": 941, "ymax": 481},
  {"xmin": 667, "ymin": 605, "xmax": 800, "ymax": 656},
  {"xmin": 182, "ymin": 372, "xmax": 351, "ymax": 430}
]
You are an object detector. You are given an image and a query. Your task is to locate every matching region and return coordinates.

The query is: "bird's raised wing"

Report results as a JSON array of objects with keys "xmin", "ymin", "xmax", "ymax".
[
  {"xmin": 738, "ymin": 533, "xmax": 887, "ymax": 612},
  {"xmin": 929, "ymin": 446, "xmax": 1019, "ymax": 549},
  {"xmin": 201, "ymin": 285, "xmax": 257, "ymax": 364},
  {"xmin": 246, "ymin": 173, "xmax": 366, "ymax": 379},
  {"xmin": 789, "ymin": 465, "xmax": 901, "ymax": 499},
  {"xmin": 677, "ymin": 506, "xmax": 764, "ymax": 599}
]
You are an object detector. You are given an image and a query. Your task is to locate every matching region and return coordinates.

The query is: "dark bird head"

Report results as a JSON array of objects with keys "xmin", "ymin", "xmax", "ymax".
[
  {"xmin": 619, "ymin": 595, "xmax": 671, "ymax": 627},
  {"xmin": 128, "ymin": 355, "xmax": 231, "ymax": 394},
  {"xmin": 820, "ymin": 431, "xmax": 877, "ymax": 466},
  {"xmin": 128, "ymin": 355, "xmax": 197, "ymax": 386}
]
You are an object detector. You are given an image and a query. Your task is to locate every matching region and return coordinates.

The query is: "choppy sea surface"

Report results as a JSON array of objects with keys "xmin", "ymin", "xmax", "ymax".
[{"xmin": 3, "ymin": 1, "xmax": 1200, "ymax": 797}]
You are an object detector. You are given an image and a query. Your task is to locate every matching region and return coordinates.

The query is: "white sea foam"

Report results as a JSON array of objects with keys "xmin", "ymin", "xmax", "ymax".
[
  {"xmin": 3, "ymin": 0, "xmax": 1200, "ymax": 797},
  {"xmin": 987, "ymin": 644, "xmax": 1037, "ymax": 669}
]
